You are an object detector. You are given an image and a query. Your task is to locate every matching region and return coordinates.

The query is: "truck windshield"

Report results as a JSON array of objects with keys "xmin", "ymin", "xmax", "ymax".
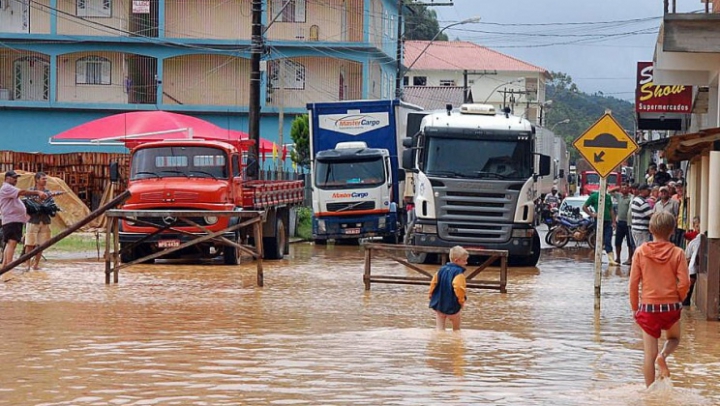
[
  {"xmin": 423, "ymin": 136, "xmax": 533, "ymax": 179},
  {"xmin": 315, "ymin": 158, "xmax": 385, "ymax": 189},
  {"xmin": 130, "ymin": 146, "xmax": 229, "ymax": 180}
]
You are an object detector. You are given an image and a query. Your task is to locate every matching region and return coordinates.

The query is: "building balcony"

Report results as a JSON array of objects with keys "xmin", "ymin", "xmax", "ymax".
[
  {"xmin": 0, "ymin": 47, "xmax": 368, "ymax": 109},
  {"xmin": 662, "ymin": 1, "xmax": 720, "ymax": 53}
]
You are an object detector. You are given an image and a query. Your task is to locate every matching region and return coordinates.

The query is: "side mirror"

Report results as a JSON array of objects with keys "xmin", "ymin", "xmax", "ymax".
[
  {"xmin": 538, "ymin": 155, "xmax": 551, "ymax": 177},
  {"xmin": 558, "ymin": 169, "xmax": 565, "ymax": 178},
  {"xmin": 402, "ymin": 137, "xmax": 414, "ymax": 148},
  {"xmin": 397, "ymin": 168, "xmax": 405, "ymax": 179},
  {"xmin": 109, "ymin": 162, "xmax": 119, "ymax": 182},
  {"xmin": 401, "ymin": 149, "xmax": 414, "ymax": 171}
]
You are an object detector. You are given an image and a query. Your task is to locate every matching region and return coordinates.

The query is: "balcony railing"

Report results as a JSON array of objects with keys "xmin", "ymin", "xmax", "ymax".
[{"xmin": 664, "ymin": 0, "xmax": 715, "ymax": 14}]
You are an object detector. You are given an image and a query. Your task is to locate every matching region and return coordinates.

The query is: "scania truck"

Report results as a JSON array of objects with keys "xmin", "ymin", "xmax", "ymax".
[
  {"xmin": 401, "ymin": 103, "xmax": 551, "ymax": 266},
  {"xmin": 308, "ymin": 99, "xmax": 422, "ymax": 244}
]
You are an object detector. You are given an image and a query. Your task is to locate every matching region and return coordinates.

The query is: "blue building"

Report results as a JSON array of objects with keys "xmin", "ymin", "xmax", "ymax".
[{"xmin": 0, "ymin": 0, "xmax": 400, "ymax": 154}]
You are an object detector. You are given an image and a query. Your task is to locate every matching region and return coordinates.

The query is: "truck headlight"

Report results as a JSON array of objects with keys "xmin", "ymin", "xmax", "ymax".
[
  {"xmin": 204, "ymin": 215, "xmax": 219, "ymax": 225},
  {"xmin": 318, "ymin": 220, "xmax": 326, "ymax": 233},
  {"xmin": 420, "ymin": 224, "xmax": 437, "ymax": 234},
  {"xmin": 511, "ymin": 229, "xmax": 535, "ymax": 238},
  {"xmin": 378, "ymin": 216, "xmax": 386, "ymax": 228}
]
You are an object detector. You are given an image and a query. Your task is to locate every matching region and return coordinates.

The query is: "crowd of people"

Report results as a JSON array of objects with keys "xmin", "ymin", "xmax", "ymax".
[{"xmin": 0, "ymin": 170, "xmax": 61, "ymax": 271}]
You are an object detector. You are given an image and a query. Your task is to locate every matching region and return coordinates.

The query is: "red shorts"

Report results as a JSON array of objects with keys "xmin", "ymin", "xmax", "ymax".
[{"xmin": 634, "ymin": 309, "xmax": 682, "ymax": 338}]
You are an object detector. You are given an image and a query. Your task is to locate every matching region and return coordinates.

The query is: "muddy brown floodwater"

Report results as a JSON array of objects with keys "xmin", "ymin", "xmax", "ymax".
[{"xmin": 1, "ymin": 244, "xmax": 719, "ymax": 405}]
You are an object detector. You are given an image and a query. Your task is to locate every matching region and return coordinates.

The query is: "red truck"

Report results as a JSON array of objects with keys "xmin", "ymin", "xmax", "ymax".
[
  {"xmin": 118, "ymin": 138, "xmax": 303, "ymax": 264},
  {"xmin": 579, "ymin": 170, "xmax": 621, "ymax": 196}
]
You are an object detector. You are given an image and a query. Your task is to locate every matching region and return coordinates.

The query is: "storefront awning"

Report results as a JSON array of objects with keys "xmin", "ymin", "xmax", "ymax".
[{"xmin": 664, "ymin": 127, "xmax": 720, "ymax": 162}]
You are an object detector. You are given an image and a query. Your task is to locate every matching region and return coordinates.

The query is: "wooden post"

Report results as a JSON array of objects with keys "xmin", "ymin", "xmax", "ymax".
[
  {"xmin": 364, "ymin": 247, "xmax": 372, "ymax": 290},
  {"xmin": 105, "ymin": 213, "xmax": 112, "ymax": 284},
  {"xmin": 594, "ymin": 177, "xmax": 607, "ymax": 309},
  {"xmin": 112, "ymin": 217, "xmax": 120, "ymax": 283},
  {"xmin": 253, "ymin": 221, "xmax": 264, "ymax": 287},
  {"xmin": 500, "ymin": 255, "xmax": 507, "ymax": 293}
]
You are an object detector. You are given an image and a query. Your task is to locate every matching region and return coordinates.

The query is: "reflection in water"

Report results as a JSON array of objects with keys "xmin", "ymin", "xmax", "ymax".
[{"xmin": 0, "ymin": 244, "xmax": 718, "ymax": 405}]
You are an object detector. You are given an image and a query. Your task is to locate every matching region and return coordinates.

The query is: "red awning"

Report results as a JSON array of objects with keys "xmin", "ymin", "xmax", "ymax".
[{"xmin": 49, "ymin": 111, "xmax": 273, "ymax": 153}]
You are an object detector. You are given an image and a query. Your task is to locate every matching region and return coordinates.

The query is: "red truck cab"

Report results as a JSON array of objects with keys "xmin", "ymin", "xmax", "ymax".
[
  {"xmin": 579, "ymin": 171, "xmax": 621, "ymax": 196},
  {"xmin": 119, "ymin": 139, "xmax": 303, "ymax": 264}
]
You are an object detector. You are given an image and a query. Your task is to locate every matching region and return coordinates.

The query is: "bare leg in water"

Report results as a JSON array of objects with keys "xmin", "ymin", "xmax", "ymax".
[{"xmin": 641, "ymin": 321, "xmax": 681, "ymax": 387}]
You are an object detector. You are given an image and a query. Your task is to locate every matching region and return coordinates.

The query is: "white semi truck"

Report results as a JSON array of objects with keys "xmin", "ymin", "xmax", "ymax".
[{"xmin": 401, "ymin": 104, "xmax": 551, "ymax": 266}]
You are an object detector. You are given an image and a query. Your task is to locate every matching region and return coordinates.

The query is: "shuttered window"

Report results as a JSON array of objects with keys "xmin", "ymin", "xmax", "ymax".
[
  {"xmin": 76, "ymin": 56, "xmax": 111, "ymax": 85},
  {"xmin": 271, "ymin": 0, "xmax": 306, "ymax": 23},
  {"xmin": 269, "ymin": 59, "xmax": 305, "ymax": 90},
  {"xmin": 77, "ymin": 0, "xmax": 111, "ymax": 17}
]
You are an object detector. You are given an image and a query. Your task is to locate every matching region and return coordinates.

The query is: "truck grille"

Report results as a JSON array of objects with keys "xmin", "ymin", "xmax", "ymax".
[
  {"xmin": 433, "ymin": 180, "xmax": 522, "ymax": 243},
  {"xmin": 134, "ymin": 207, "xmax": 213, "ymax": 227},
  {"xmin": 326, "ymin": 201, "xmax": 375, "ymax": 212}
]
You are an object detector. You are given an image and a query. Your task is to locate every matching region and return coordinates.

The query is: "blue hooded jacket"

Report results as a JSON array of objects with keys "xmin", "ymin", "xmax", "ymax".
[{"xmin": 429, "ymin": 262, "xmax": 466, "ymax": 315}]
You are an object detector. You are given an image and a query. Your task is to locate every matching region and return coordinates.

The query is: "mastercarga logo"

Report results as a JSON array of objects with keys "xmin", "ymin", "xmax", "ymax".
[
  {"xmin": 319, "ymin": 112, "xmax": 390, "ymax": 136},
  {"xmin": 331, "ymin": 192, "xmax": 370, "ymax": 199}
]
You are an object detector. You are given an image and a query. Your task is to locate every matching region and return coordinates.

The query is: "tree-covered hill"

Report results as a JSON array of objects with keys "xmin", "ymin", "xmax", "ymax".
[{"xmin": 543, "ymin": 72, "xmax": 636, "ymax": 163}]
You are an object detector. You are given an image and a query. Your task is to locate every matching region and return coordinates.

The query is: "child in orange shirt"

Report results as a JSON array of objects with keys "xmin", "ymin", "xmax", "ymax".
[
  {"xmin": 629, "ymin": 211, "xmax": 690, "ymax": 387},
  {"xmin": 429, "ymin": 246, "xmax": 468, "ymax": 331}
]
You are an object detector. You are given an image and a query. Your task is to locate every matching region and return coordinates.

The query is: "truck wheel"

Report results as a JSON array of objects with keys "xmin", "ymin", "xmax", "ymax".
[
  {"xmin": 223, "ymin": 233, "xmax": 241, "ymax": 265},
  {"xmin": 263, "ymin": 218, "xmax": 286, "ymax": 260},
  {"xmin": 120, "ymin": 243, "xmax": 135, "ymax": 263},
  {"xmin": 511, "ymin": 234, "xmax": 541, "ymax": 267}
]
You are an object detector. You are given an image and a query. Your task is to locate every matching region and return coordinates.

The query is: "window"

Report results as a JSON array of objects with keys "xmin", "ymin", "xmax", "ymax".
[
  {"xmin": 76, "ymin": 56, "xmax": 111, "ymax": 85},
  {"xmin": 439, "ymin": 80, "xmax": 456, "ymax": 86},
  {"xmin": 270, "ymin": 0, "xmax": 306, "ymax": 23},
  {"xmin": 413, "ymin": 76, "xmax": 427, "ymax": 86},
  {"xmin": 77, "ymin": 0, "xmax": 111, "ymax": 17},
  {"xmin": 268, "ymin": 59, "xmax": 305, "ymax": 90},
  {"xmin": 403, "ymin": 77, "xmax": 409, "ymax": 86}
]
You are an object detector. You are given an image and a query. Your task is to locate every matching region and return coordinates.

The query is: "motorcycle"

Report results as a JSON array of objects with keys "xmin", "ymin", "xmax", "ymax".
[
  {"xmin": 540, "ymin": 201, "xmax": 559, "ymax": 230},
  {"xmin": 547, "ymin": 208, "xmax": 596, "ymax": 249}
]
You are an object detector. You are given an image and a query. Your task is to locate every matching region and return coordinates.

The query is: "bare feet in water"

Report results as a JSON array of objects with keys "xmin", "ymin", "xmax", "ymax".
[{"xmin": 656, "ymin": 352, "xmax": 670, "ymax": 378}]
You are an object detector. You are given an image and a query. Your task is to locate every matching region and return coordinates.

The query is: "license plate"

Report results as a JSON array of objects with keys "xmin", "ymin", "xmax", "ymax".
[
  {"xmin": 344, "ymin": 228, "xmax": 361, "ymax": 235},
  {"xmin": 158, "ymin": 239, "xmax": 180, "ymax": 248}
]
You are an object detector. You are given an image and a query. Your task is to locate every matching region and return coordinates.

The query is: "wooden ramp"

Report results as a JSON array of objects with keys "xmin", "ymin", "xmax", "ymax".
[{"xmin": 363, "ymin": 243, "xmax": 508, "ymax": 293}]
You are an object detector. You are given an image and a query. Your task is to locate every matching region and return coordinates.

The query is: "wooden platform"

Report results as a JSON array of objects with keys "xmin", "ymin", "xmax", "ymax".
[{"xmin": 363, "ymin": 243, "xmax": 508, "ymax": 293}]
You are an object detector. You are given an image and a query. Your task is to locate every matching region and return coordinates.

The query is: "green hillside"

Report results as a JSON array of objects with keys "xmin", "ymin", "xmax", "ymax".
[{"xmin": 542, "ymin": 72, "xmax": 636, "ymax": 163}]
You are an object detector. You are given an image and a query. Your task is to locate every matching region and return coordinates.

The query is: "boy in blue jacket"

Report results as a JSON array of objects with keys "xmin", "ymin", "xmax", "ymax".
[{"xmin": 429, "ymin": 246, "xmax": 468, "ymax": 331}]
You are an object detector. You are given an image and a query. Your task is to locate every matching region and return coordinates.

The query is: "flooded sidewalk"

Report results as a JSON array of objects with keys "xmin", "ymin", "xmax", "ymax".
[{"xmin": 0, "ymin": 243, "xmax": 718, "ymax": 405}]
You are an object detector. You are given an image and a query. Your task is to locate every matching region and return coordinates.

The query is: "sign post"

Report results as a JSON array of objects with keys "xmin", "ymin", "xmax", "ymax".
[{"xmin": 573, "ymin": 112, "xmax": 638, "ymax": 308}]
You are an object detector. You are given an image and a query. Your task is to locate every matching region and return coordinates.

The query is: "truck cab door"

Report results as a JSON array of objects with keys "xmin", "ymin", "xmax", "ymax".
[{"xmin": 231, "ymin": 154, "xmax": 243, "ymax": 205}]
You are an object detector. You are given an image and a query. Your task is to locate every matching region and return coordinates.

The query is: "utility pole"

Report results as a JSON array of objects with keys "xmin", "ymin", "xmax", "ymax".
[
  {"xmin": 277, "ymin": 60, "xmax": 285, "ymax": 178},
  {"xmin": 248, "ymin": 0, "xmax": 263, "ymax": 180}
]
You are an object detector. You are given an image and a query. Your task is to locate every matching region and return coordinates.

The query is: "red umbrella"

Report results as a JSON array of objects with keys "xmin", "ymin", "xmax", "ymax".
[{"xmin": 49, "ymin": 111, "xmax": 273, "ymax": 153}]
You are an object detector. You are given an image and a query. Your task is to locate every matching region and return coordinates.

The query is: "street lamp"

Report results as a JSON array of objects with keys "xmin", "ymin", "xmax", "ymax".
[
  {"xmin": 397, "ymin": 16, "xmax": 481, "ymax": 97},
  {"xmin": 550, "ymin": 118, "xmax": 570, "ymax": 132},
  {"xmin": 482, "ymin": 77, "xmax": 525, "ymax": 104}
]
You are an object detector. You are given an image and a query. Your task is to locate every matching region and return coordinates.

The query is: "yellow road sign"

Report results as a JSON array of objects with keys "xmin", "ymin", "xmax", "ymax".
[{"xmin": 573, "ymin": 114, "xmax": 638, "ymax": 178}]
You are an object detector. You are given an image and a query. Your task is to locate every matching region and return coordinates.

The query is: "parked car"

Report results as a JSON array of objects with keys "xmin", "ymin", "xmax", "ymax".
[{"xmin": 559, "ymin": 195, "xmax": 592, "ymax": 220}]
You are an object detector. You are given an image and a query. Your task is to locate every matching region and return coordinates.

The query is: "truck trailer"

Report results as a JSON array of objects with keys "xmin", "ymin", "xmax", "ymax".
[
  {"xmin": 401, "ymin": 104, "xmax": 551, "ymax": 266},
  {"xmin": 308, "ymin": 99, "xmax": 422, "ymax": 244}
]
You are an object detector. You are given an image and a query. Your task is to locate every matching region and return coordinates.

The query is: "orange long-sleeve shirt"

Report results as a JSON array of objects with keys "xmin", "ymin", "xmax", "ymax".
[{"xmin": 629, "ymin": 240, "xmax": 690, "ymax": 311}]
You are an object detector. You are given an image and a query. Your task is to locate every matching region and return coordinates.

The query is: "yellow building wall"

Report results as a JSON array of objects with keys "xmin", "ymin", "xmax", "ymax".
[
  {"xmin": 163, "ymin": 54, "xmax": 251, "ymax": 106},
  {"xmin": 30, "ymin": 0, "xmax": 52, "ymax": 34},
  {"xmin": 264, "ymin": 0, "xmax": 363, "ymax": 42},
  {"xmin": 267, "ymin": 57, "xmax": 362, "ymax": 107},
  {"xmin": 164, "ymin": 0, "xmax": 251, "ymax": 39},
  {"xmin": 56, "ymin": 52, "xmax": 128, "ymax": 103},
  {"xmin": 56, "ymin": 0, "xmax": 130, "ymax": 36}
]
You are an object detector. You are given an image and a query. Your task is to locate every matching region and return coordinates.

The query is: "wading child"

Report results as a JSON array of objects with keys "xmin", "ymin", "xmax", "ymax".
[
  {"xmin": 629, "ymin": 211, "xmax": 690, "ymax": 387},
  {"xmin": 429, "ymin": 246, "xmax": 468, "ymax": 331}
]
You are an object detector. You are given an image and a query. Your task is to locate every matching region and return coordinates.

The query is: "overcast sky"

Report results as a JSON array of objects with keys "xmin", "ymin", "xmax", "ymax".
[{"xmin": 429, "ymin": 0, "xmax": 700, "ymax": 102}]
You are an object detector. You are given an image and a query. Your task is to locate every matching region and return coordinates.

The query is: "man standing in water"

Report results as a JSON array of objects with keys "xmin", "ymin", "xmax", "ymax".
[
  {"xmin": 629, "ymin": 211, "xmax": 689, "ymax": 387},
  {"xmin": 24, "ymin": 172, "xmax": 61, "ymax": 270},
  {"xmin": 0, "ymin": 171, "xmax": 47, "ymax": 267}
]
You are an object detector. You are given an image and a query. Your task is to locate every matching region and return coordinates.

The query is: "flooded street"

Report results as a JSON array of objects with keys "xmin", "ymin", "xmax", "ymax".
[{"xmin": 1, "ymin": 243, "xmax": 719, "ymax": 405}]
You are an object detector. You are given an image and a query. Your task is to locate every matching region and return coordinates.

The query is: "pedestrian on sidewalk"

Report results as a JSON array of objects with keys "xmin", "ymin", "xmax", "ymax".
[
  {"xmin": 0, "ymin": 171, "xmax": 47, "ymax": 267},
  {"xmin": 429, "ymin": 246, "xmax": 468, "ymax": 331},
  {"xmin": 631, "ymin": 184, "xmax": 653, "ymax": 247},
  {"xmin": 629, "ymin": 211, "xmax": 690, "ymax": 387}
]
